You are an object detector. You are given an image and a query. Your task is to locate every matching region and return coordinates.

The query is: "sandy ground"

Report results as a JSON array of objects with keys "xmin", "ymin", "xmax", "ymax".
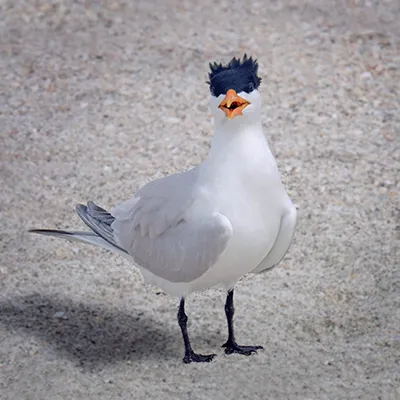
[{"xmin": 0, "ymin": 0, "xmax": 399, "ymax": 399}]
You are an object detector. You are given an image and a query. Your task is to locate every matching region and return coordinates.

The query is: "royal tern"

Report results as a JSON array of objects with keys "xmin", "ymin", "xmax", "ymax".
[{"xmin": 30, "ymin": 55, "xmax": 297, "ymax": 363}]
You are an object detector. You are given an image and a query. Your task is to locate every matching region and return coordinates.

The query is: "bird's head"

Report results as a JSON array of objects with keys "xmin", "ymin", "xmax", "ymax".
[{"xmin": 208, "ymin": 54, "xmax": 262, "ymax": 127}]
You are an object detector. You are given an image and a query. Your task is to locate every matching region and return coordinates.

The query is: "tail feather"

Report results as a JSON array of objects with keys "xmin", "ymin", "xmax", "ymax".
[
  {"xmin": 29, "ymin": 201, "xmax": 129, "ymax": 257},
  {"xmin": 29, "ymin": 229, "xmax": 129, "ymax": 257}
]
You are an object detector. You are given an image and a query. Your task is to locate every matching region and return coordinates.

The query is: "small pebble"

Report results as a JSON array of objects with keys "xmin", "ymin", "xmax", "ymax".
[{"xmin": 360, "ymin": 71, "xmax": 372, "ymax": 80}]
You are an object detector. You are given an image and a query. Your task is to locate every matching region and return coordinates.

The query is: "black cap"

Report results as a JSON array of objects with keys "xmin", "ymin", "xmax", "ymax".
[{"xmin": 208, "ymin": 54, "xmax": 262, "ymax": 97}]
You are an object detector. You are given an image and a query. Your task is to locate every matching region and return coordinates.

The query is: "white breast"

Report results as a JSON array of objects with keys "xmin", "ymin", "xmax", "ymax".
[
  {"xmin": 139, "ymin": 123, "xmax": 289, "ymax": 296},
  {"xmin": 182, "ymin": 125, "xmax": 288, "ymax": 292}
]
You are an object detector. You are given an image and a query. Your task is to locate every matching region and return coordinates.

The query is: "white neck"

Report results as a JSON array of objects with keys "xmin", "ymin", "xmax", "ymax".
[
  {"xmin": 198, "ymin": 116, "xmax": 280, "ymax": 193},
  {"xmin": 207, "ymin": 118, "xmax": 269, "ymax": 163}
]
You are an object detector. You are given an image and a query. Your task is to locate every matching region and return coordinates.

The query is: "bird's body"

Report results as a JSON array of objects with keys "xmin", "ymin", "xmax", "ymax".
[
  {"xmin": 30, "ymin": 55, "xmax": 297, "ymax": 363},
  {"xmin": 135, "ymin": 120, "xmax": 295, "ymax": 295}
]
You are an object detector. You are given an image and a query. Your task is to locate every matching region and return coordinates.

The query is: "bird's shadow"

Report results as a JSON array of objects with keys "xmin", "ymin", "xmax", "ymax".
[{"xmin": 0, "ymin": 293, "xmax": 179, "ymax": 370}]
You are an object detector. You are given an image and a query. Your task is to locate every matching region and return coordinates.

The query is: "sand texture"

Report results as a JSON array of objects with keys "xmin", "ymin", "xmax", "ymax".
[{"xmin": 0, "ymin": 1, "xmax": 399, "ymax": 399}]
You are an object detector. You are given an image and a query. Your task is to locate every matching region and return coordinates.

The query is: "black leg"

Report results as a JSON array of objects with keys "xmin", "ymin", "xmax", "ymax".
[
  {"xmin": 222, "ymin": 289, "xmax": 263, "ymax": 355},
  {"xmin": 177, "ymin": 297, "xmax": 216, "ymax": 364}
]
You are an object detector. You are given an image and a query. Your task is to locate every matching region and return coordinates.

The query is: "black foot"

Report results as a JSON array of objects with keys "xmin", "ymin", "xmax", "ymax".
[
  {"xmin": 183, "ymin": 350, "xmax": 216, "ymax": 364},
  {"xmin": 222, "ymin": 341, "xmax": 263, "ymax": 356}
]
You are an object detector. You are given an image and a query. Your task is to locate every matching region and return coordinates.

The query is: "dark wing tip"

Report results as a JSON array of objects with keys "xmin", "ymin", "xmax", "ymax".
[
  {"xmin": 28, "ymin": 228, "xmax": 74, "ymax": 235},
  {"xmin": 75, "ymin": 203, "xmax": 87, "ymax": 214},
  {"xmin": 74, "ymin": 201, "xmax": 121, "ymax": 249}
]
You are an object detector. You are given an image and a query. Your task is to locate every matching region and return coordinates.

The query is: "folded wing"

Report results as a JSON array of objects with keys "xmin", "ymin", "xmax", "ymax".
[{"xmin": 111, "ymin": 170, "xmax": 233, "ymax": 283}]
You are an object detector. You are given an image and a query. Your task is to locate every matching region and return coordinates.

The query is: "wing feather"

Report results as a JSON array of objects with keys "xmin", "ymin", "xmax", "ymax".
[{"xmin": 111, "ymin": 170, "xmax": 233, "ymax": 283}]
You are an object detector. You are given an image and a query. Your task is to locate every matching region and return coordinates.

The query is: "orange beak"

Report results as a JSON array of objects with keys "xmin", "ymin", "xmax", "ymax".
[{"xmin": 218, "ymin": 89, "xmax": 250, "ymax": 119}]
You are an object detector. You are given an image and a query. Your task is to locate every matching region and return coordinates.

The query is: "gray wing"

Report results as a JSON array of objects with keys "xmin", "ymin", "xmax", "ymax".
[{"xmin": 110, "ymin": 170, "xmax": 233, "ymax": 283}]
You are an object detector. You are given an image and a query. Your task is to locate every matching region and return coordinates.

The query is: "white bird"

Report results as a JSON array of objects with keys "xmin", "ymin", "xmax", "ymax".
[{"xmin": 30, "ymin": 55, "xmax": 297, "ymax": 363}]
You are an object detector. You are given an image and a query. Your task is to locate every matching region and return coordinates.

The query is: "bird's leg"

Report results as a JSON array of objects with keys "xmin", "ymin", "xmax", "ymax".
[
  {"xmin": 177, "ymin": 297, "xmax": 216, "ymax": 364},
  {"xmin": 222, "ymin": 289, "xmax": 263, "ymax": 355}
]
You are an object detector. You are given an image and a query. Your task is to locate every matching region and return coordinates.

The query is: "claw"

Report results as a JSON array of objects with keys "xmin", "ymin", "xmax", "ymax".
[
  {"xmin": 222, "ymin": 341, "xmax": 263, "ymax": 356},
  {"xmin": 183, "ymin": 351, "xmax": 216, "ymax": 364}
]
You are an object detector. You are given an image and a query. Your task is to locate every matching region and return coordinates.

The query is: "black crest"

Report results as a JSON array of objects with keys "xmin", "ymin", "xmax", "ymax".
[{"xmin": 208, "ymin": 54, "xmax": 262, "ymax": 97}]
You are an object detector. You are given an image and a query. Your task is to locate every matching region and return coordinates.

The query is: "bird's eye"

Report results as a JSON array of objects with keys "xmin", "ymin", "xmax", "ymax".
[{"xmin": 248, "ymin": 82, "xmax": 254, "ymax": 91}]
